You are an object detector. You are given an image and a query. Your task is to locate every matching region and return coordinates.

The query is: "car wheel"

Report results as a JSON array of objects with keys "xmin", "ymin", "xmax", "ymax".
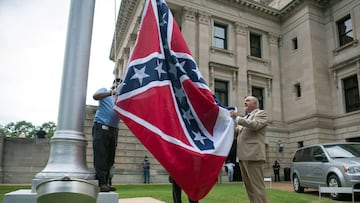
[
  {"xmin": 293, "ymin": 174, "xmax": 304, "ymax": 193},
  {"xmin": 327, "ymin": 174, "xmax": 343, "ymax": 200}
]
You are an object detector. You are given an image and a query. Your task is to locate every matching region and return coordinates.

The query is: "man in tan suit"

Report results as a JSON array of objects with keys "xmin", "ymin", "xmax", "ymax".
[{"xmin": 230, "ymin": 96, "xmax": 268, "ymax": 203}]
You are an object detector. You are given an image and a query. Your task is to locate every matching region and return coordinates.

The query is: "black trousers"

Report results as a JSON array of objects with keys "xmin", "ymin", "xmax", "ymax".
[
  {"xmin": 169, "ymin": 176, "xmax": 198, "ymax": 203},
  {"xmin": 92, "ymin": 123, "xmax": 118, "ymax": 185},
  {"xmin": 274, "ymin": 170, "xmax": 280, "ymax": 182}
]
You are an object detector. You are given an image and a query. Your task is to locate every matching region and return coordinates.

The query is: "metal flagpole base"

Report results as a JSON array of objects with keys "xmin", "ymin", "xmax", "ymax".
[
  {"xmin": 36, "ymin": 177, "xmax": 98, "ymax": 203},
  {"xmin": 33, "ymin": 130, "xmax": 95, "ymax": 189}
]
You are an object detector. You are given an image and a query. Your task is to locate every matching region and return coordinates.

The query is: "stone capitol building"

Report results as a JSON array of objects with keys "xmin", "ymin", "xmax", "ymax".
[
  {"xmin": 106, "ymin": 0, "xmax": 360, "ymax": 181},
  {"xmin": 2, "ymin": 0, "xmax": 360, "ymax": 186}
]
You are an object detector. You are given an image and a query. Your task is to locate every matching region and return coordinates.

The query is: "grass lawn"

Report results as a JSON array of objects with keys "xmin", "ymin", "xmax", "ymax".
[
  {"xmin": 116, "ymin": 183, "xmax": 339, "ymax": 203},
  {"xmin": 0, "ymin": 183, "xmax": 340, "ymax": 203}
]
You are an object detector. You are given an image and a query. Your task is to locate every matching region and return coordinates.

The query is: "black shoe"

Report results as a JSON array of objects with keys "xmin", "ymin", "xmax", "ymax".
[
  {"xmin": 99, "ymin": 184, "xmax": 110, "ymax": 192},
  {"xmin": 108, "ymin": 185, "xmax": 116, "ymax": 191}
]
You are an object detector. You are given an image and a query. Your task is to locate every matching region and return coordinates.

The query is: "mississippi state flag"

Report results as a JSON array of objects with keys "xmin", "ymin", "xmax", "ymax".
[{"xmin": 114, "ymin": 0, "xmax": 234, "ymax": 200}]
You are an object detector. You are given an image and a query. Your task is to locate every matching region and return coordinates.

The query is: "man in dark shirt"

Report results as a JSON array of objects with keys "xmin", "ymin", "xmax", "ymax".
[{"xmin": 36, "ymin": 128, "xmax": 47, "ymax": 138}]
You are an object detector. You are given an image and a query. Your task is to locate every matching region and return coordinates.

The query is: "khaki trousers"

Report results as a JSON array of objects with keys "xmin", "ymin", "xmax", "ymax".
[{"xmin": 240, "ymin": 160, "xmax": 267, "ymax": 203}]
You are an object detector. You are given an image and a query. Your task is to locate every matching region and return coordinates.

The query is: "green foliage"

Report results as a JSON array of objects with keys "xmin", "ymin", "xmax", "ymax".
[
  {"xmin": 0, "ymin": 121, "xmax": 56, "ymax": 138},
  {"xmin": 40, "ymin": 121, "xmax": 57, "ymax": 137}
]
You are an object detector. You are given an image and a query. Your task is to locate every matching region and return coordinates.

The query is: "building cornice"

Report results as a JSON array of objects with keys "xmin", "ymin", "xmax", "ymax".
[
  {"xmin": 110, "ymin": 0, "xmax": 140, "ymax": 61},
  {"xmin": 216, "ymin": 0, "xmax": 281, "ymax": 17},
  {"xmin": 111, "ymin": 0, "xmax": 332, "ymax": 60},
  {"xmin": 279, "ymin": 0, "xmax": 330, "ymax": 17}
]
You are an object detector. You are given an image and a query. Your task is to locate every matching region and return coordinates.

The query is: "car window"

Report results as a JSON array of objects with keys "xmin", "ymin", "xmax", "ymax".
[
  {"xmin": 325, "ymin": 144, "xmax": 360, "ymax": 158},
  {"xmin": 293, "ymin": 149, "xmax": 303, "ymax": 162},
  {"xmin": 312, "ymin": 146, "xmax": 325, "ymax": 161},
  {"xmin": 302, "ymin": 147, "xmax": 312, "ymax": 161},
  {"xmin": 293, "ymin": 150, "xmax": 300, "ymax": 162}
]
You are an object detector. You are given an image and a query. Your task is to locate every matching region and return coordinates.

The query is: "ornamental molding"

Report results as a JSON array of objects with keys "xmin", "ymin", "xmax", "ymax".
[
  {"xmin": 330, "ymin": 55, "xmax": 360, "ymax": 72},
  {"xmin": 110, "ymin": 0, "xmax": 141, "ymax": 61},
  {"xmin": 268, "ymin": 32, "xmax": 280, "ymax": 45},
  {"xmin": 235, "ymin": 22, "xmax": 248, "ymax": 36},
  {"xmin": 183, "ymin": 7, "xmax": 197, "ymax": 21},
  {"xmin": 112, "ymin": 0, "xmax": 332, "ymax": 60},
  {"xmin": 198, "ymin": 11, "xmax": 210, "ymax": 25}
]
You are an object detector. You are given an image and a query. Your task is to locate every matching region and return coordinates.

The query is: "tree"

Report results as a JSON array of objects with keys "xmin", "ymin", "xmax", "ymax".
[
  {"xmin": 12, "ymin": 120, "xmax": 36, "ymax": 138},
  {"xmin": 0, "ymin": 121, "xmax": 57, "ymax": 138},
  {"xmin": 40, "ymin": 121, "xmax": 57, "ymax": 138}
]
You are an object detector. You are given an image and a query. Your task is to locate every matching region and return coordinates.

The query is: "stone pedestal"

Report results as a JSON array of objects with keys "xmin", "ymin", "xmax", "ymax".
[{"xmin": 3, "ymin": 190, "xmax": 118, "ymax": 203}]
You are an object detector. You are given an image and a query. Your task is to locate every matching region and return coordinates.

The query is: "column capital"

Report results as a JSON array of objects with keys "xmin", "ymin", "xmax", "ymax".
[
  {"xmin": 183, "ymin": 7, "xmax": 196, "ymax": 22},
  {"xmin": 269, "ymin": 32, "xmax": 280, "ymax": 46},
  {"xmin": 198, "ymin": 10, "xmax": 210, "ymax": 25},
  {"xmin": 235, "ymin": 22, "xmax": 248, "ymax": 36}
]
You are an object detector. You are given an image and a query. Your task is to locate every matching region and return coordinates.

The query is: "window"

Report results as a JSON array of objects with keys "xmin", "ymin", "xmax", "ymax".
[
  {"xmin": 250, "ymin": 33, "xmax": 262, "ymax": 58},
  {"xmin": 213, "ymin": 23, "xmax": 227, "ymax": 49},
  {"xmin": 302, "ymin": 148, "xmax": 312, "ymax": 162},
  {"xmin": 312, "ymin": 147, "xmax": 325, "ymax": 162},
  {"xmin": 292, "ymin": 37, "xmax": 298, "ymax": 50},
  {"xmin": 298, "ymin": 141, "xmax": 304, "ymax": 148},
  {"xmin": 252, "ymin": 86, "xmax": 264, "ymax": 110},
  {"xmin": 294, "ymin": 83, "xmax": 301, "ymax": 97},
  {"xmin": 343, "ymin": 75, "xmax": 360, "ymax": 113},
  {"xmin": 337, "ymin": 15, "xmax": 353, "ymax": 46},
  {"xmin": 215, "ymin": 80, "xmax": 229, "ymax": 106},
  {"xmin": 293, "ymin": 149, "xmax": 303, "ymax": 162}
]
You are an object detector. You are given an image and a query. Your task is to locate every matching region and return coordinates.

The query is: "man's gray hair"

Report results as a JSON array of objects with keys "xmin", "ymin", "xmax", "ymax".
[{"xmin": 249, "ymin": 96, "xmax": 259, "ymax": 108}]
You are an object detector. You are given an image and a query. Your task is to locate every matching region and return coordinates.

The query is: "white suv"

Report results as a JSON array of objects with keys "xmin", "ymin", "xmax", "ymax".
[{"xmin": 291, "ymin": 142, "xmax": 360, "ymax": 200}]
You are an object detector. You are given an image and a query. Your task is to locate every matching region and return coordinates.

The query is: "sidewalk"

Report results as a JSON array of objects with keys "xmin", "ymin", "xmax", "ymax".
[
  {"xmin": 266, "ymin": 181, "xmax": 293, "ymax": 191},
  {"xmin": 119, "ymin": 197, "xmax": 165, "ymax": 203}
]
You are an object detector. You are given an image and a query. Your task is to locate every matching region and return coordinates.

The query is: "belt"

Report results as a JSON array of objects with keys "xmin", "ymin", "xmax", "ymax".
[{"xmin": 94, "ymin": 122, "xmax": 111, "ymax": 130}]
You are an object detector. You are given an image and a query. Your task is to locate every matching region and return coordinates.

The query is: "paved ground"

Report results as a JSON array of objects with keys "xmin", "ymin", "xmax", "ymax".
[
  {"xmin": 119, "ymin": 197, "xmax": 165, "ymax": 203},
  {"xmin": 266, "ymin": 181, "xmax": 294, "ymax": 191}
]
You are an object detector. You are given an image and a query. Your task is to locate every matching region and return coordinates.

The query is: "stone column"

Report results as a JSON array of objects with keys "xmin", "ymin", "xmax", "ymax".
[
  {"xmin": 235, "ymin": 22, "xmax": 249, "ymax": 106},
  {"xmin": 181, "ymin": 7, "xmax": 197, "ymax": 60},
  {"xmin": 123, "ymin": 47, "xmax": 130, "ymax": 74},
  {"xmin": 198, "ymin": 10, "xmax": 211, "ymax": 83},
  {"xmin": 268, "ymin": 32, "xmax": 281, "ymax": 121}
]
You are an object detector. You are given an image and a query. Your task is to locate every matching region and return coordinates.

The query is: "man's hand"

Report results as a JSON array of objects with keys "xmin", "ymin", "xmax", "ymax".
[{"xmin": 230, "ymin": 110, "xmax": 238, "ymax": 119}]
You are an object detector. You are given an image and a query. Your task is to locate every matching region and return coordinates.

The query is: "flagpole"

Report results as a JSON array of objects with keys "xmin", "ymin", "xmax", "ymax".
[
  {"xmin": 34, "ymin": 0, "xmax": 95, "ymax": 184},
  {"xmin": 3, "ymin": 0, "xmax": 122, "ymax": 202}
]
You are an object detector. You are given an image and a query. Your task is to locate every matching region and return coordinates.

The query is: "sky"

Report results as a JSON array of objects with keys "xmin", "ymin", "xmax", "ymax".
[{"xmin": 0, "ymin": 0, "xmax": 122, "ymax": 126}]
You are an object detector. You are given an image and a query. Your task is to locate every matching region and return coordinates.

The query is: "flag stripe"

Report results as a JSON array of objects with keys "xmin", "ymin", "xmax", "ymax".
[{"xmin": 114, "ymin": 0, "xmax": 234, "ymax": 200}]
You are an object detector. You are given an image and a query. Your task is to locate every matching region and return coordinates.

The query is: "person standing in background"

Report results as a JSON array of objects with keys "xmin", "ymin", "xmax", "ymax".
[
  {"xmin": 18, "ymin": 130, "xmax": 26, "ymax": 138},
  {"xmin": 225, "ymin": 160, "xmax": 235, "ymax": 182},
  {"xmin": 230, "ymin": 96, "xmax": 268, "ymax": 203},
  {"xmin": 36, "ymin": 128, "xmax": 48, "ymax": 139},
  {"xmin": 92, "ymin": 78, "xmax": 121, "ymax": 192},
  {"xmin": 272, "ymin": 160, "xmax": 280, "ymax": 182},
  {"xmin": 143, "ymin": 156, "xmax": 150, "ymax": 184}
]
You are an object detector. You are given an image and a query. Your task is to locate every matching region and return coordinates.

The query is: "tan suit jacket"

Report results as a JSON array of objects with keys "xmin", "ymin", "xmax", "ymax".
[{"xmin": 236, "ymin": 109, "xmax": 268, "ymax": 161}]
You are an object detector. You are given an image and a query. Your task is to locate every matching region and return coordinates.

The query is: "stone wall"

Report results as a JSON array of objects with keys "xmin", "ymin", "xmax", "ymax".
[
  {"xmin": 84, "ymin": 105, "xmax": 170, "ymax": 184},
  {"xmin": 0, "ymin": 136, "xmax": 50, "ymax": 184},
  {"xmin": 3, "ymin": 102, "xmax": 355, "ymax": 184},
  {"xmin": 0, "ymin": 105, "xmax": 227, "ymax": 184}
]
